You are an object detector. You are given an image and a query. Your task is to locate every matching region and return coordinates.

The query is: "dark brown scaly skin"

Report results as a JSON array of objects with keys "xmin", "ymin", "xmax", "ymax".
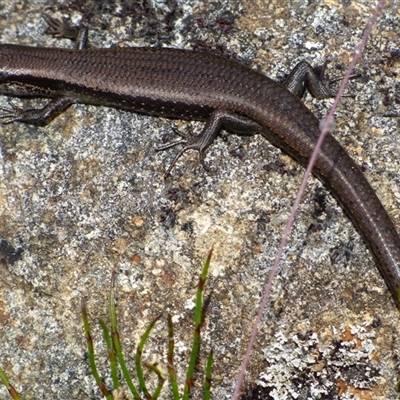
[{"xmin": 0, "ymin": 44, "xmax": 399, "ymax": 307}]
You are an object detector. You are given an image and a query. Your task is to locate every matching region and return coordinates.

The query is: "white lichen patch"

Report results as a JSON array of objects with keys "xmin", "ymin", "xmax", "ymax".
[{"xmin": 256, "ymin": 324, "xmax": 381, "ymax": 399}]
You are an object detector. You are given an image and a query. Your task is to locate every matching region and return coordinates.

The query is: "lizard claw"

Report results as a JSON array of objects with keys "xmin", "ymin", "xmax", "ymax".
[
  {"xmin": 162, "ymin": 144, "xmax": 208, "ymax": 177},
  {"xmin": 156, "ymin": 126, "xmax": 208, "ymax": 176},
  {"xmin": 43, "ymin": 14, "xmax": 88, "ymax": 49},
  {"xmin": 0, "ymin": 99, "xmax": 26, "ymax": 124},
  {"xmin": 43, "ymin": 14, "xmax": 79, "ymax": 39}
]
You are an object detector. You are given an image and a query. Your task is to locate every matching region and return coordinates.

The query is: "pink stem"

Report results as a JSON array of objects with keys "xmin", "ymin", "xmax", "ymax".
[{"xmin": 232, "ymin": 0, "xmax": 387, "ymax": 398}]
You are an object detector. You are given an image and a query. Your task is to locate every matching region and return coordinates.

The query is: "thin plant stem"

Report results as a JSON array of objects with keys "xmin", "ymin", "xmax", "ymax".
[
  {"xmin": 0, "ymin": 367, "xmax": 21, "ymax": 400},
  {"xmin": 135, "ymin": 314, "xmax": 163, "ymax": 399},
  {"xmin": 143, "ymin": 362, "xmax": 166, "ymax": 399},
  {"xmin": 167, "ymin": 314, "xmax": 180, "ymax": 399},
  {"xmin": 99, "ymin": 319, "xmax": 119, "ymax": 391},
  {"xmin": 81, "ymin": 298, "xmax": 113, "ymax": 400},
  {"xmin": 109, "ymin": 271, "xmax": 141, "ymax": 400},
  {"xmin": 232, "ymin": 1, "xmax": 387, "ymax": 398},
  {"xmin": 182, "ymin": 247, "xmax": 213, "ymax": 400}
]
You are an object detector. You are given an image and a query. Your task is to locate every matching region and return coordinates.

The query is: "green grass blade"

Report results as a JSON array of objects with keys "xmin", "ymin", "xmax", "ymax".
[
  {"xmin": 0, "ymin": 366, "xmax": 20, "ymax": 400},
  {"xmin": 109, "ymin": 271, "xmax": 141, "ymax": 400},
  {"xmin": 135, "ymin": 314, "xmax": 162, "ymax": 399},
  {"xmin": 81, "ymin": 298, "xmax": 113, "ymax": 400},
  {"xmin": 167, "ymin": 314, "xmax": 180, "ymax": 399},
  {"xmin": 113, "ymin": 329, "xmax": 141, "ymax": 400},
  {"xmin": 99, "ymin": 319, "xmax": 119, "ymax": 391},
  {"xmin": 143, "ymin": 362, "xmax": 166, "ymax": 399},
  {"xmin": 182, "ymin": 247, "xmax": 213, "ymax": 400},
  {"xmin": 109, "ymin": 271, "xmax": 118, "ymax": 336},
  {"xmin": 204, "ymin": 350, "xmax": 213, "ymax": 400}
]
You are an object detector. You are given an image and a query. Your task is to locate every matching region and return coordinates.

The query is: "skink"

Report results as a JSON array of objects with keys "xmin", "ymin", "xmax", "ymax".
[{"xmin": 1, "ymin": 17, "xmax": 399, "ymax": 308}]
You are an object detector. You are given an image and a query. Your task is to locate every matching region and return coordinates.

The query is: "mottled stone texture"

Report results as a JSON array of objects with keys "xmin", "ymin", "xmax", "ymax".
[{"xmin": 0, "ymin": 1, "xmax": 399, "ymax": 399}]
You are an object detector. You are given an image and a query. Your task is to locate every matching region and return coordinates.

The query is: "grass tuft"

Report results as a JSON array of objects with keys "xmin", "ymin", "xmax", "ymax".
[{"xmin": 1, "ymin": 248, "xmax": 214, "ymax": 399}]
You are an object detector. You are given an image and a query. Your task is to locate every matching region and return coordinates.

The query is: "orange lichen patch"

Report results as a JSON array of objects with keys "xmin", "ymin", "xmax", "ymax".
[
  {"xmin": 132, "ymin": 253, "xmax": 141, "ymax": 265},
  {"xmin": 339, "ymin": 380, "xmax": 377, "ymax": 399},
  {"xmin": 370, "ymin": 349, "xmax": 380, "ymax": 364},
  {"xmin": 345, "ymin": 385, "xmax": 377, "ymax": 400},
  {"xmin": 346, "ymin": 145, "xmax": 364, "ymax": 155},
  {"xmin": 341, "ymin": 326, "xmax": 362, "ymax": 348},
  {"xmin": 341, "ymin": 326, "xmax": 355, "ymax": 341},
  {"xmin": 132, "ymin": 214, "xmax": 145, "ymax": 227},
  {"xmin": 337, "ymin": 378, "xmax": 347, "ymax": 396},
  {"xmin": 113, "ymin": 238, "xmax": 129, "ymax": 254}
]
